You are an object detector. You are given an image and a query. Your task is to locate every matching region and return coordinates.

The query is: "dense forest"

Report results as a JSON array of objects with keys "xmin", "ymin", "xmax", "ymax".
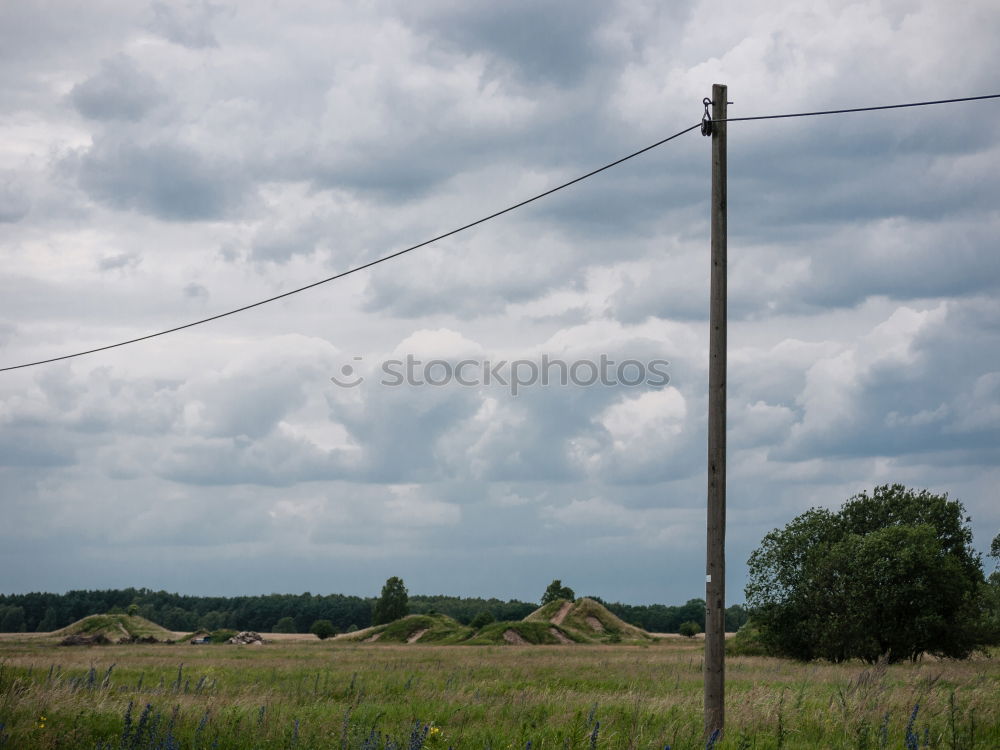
[{"xmin": 0, "ymin": 588, "xmax": 748, "ymax": 634}]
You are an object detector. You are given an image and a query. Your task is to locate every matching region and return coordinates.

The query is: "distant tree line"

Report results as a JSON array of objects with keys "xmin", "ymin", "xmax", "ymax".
[
  {"xmin": 592, "ymin": 597, "xmax": 748, "ymax": 633},
  {"xmin": 0, "ymin": 590, "xmax": 374, "ymax": 634},
  {"xmin": 0, "ymin": 587, "xmax": 746, "ymax": 634}
]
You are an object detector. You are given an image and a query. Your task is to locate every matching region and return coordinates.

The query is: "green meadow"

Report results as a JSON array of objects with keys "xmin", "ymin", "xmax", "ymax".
[{"xmin": 0, "ymin": 636, "xmax": 997, "ymax": 749}]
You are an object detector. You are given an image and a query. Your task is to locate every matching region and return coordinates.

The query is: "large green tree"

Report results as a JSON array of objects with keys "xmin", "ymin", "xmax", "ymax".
[
  {"xmin": 372, "ymin": 576, "xmax": 409, "ymax": 625},
  {"xmin": 745, "ymin": 484, "xmax": 985, "ymax": 663},
  {"xmin": 983, "ymin": 532, "xmax": 1000, "ymax": 644}
]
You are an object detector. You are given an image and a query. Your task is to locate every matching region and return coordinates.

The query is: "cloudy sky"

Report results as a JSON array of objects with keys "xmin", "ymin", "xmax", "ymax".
[{"xmin": 1, "ymin": 0, "xmax": 998, "ymax": 605}]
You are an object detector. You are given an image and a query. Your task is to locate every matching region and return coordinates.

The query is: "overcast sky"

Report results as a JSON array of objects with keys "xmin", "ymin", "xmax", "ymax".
[{"xmin": 1, "ymin": 0, "xmax": 998, "ymax": 606}]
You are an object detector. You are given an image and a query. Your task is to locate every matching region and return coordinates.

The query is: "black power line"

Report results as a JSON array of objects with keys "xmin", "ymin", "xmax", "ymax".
[
  {"xmin": 715, "ymin": 93, "xmax": 1000, "ymax": 123},
  {"xmin": 0, "ymin": 123, "xmax": 702, "ymax": 373},
  {"xmin": 3, "ymin": 91, "xmax": 1000, "ymax": 373}
]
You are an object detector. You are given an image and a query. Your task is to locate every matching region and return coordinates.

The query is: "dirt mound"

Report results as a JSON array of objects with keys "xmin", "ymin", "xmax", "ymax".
[
  {"xmin": 524, "ymin": 598, "xmax": 651, "ymax": 642},
  {"xmin": 549, "ymin": 627, "xmax": 573, "ymax": 644},
  {"xmin": 524, "ymin": 600, "xmax": 568, "ymax": 623},
  {"xmin": 551, "ymin": 601, "xmax": 573, "ymax": 626},
  {"xmin": 406, "ymin": 628, "xmax": 429, "ymax": 643},
  {"xmin": 55, "ymin": 614, "xmax": 175, "ymax": 642},
  {"xmin": 348, "ymin": 614, "xmax": 469, "ymax": 644},
  {"xmin": 503, "ymin": 629, "xmax": 528, "ymax": 645}
]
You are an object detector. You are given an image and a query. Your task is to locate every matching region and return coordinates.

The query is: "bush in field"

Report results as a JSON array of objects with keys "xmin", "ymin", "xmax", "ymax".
[
  {"xmin": 273, "ymin": 616, "xmax": 297, "ymax": 633},
  {"xmin": 678, "ymin": 621, "xmax": 702, "ymax": 638},
  {"xmin": 209, "ymin": 629, "xmax": 236, "ymax": 643},
  {"xmin": 373, "ymin": 576, "xmax": 409, "ymax": 625},
  {"xmin": 470, "ymin": 610, "xmax": 495, "ymax": 629},
  {"xmin": 746, "ymin": 484, "xmax": 986, "ymax": 663},
  {"xmin": 310, "ymin": 619, "xmax": 337, "ymax": 640},
  {"xmin": 727, "ymin": 620, "xmax": 768, "ymax": 656}
]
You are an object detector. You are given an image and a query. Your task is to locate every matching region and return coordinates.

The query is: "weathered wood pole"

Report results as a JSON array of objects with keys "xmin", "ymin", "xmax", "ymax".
[{"xmin": 704, "ymin": 82, "xmax": 727, "ymax": 740}]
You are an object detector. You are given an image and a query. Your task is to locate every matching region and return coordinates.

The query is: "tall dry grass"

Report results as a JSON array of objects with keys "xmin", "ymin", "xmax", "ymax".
[{"xmin": 0, "ymin": 638, "xmax": 996, "ymax": 748}]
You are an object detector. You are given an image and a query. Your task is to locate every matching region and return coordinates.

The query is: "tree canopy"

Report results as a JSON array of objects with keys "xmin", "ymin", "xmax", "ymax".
[
  {"xmin": 745, "ymin": 484, "xmax": 986, "ymax": 663},
  {"xmin": 541, "ymin": 580, "xmax": 575, "ymax": 605},
  {"xmin": 372, "ymin": 576, "xmax": 409, "ymax": 625},
  {"xmin": 273, "ymin": 616, "xmax": 297, "ymax": 633},
  {"xmin": 984, "ymin": 532, "xmax": 1000, "ymax": 644}
]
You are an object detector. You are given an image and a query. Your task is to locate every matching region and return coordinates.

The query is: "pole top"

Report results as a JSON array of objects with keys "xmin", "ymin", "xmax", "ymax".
[{"xmin": 702, "ymin": 86, "xmax": 730, "ymax": 136}]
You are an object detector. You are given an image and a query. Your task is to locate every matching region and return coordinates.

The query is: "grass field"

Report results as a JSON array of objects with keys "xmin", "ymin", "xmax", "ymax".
[{"xmin": 0, "ymin": 636, "xmax": 996, "ymax": 749}]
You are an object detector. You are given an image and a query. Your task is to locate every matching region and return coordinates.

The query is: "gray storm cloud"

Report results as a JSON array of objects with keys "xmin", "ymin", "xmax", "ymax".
[{"xmin": 0, "ymin": 0, "xmax": 998, "ymax": 602}]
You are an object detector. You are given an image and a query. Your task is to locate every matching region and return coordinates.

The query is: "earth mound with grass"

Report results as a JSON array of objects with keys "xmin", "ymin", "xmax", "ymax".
[
  {"xmin": 464, "ymin": 620, "xmax": 581, "ymax": 645},
  {"xmin": 345, "ymin": 613, "xmax": 471, "ymax": 644},
  {"xmin": 55, "ymin": 614, "xmax": 175, "ymax": 643},
  {"xmin": 524, "ymin": 598, "xmax": 653, "ymax": 643},
  {"xmin": 343, "ymin": 612, "xmax": 581, "ymax": 645},
  {"xmin": 344, "ymin": 599, "xmax": 650, "ymax": 646}
]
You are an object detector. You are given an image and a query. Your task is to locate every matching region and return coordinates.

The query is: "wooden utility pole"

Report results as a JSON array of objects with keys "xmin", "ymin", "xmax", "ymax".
[{"xmin": 704, "ymin": 82, "xmax": 727, "ymax": 740}]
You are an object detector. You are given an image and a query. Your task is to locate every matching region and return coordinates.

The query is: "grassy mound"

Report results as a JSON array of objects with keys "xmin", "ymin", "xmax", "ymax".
[
  {"xmin": 465, "ymin": 620, "xmax": 580, "ymax": 645},
  {"xmin": 345, "ymin": 614, "xmax": 473, "ymax": 644},
  {"xmin": 524, "ymin": 598, "xmax": 653, "ymax": 643},
  {"xmin": 343, "ymin": 614, "xmax": 580, "ymax": 646},
  {"xmin": 55, "ymin": 614, "xmax": 175, "ymax": 642},
  {"xmin": 524, "ymin": 600, "xmax": 567, "ymax": 622},
  {"xmin": 344, "ymin": 600, "xmax": 652, "ymax": 646}
]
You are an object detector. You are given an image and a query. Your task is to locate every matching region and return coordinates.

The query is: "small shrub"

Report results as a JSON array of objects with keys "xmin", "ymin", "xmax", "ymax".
[
  {"xmin": 310, "ymin": 620, "xmax": 337, "ymax": 640},
  {"xmin": 679, "ymin": 621, "xmax": 702, "ymax": 638}
]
